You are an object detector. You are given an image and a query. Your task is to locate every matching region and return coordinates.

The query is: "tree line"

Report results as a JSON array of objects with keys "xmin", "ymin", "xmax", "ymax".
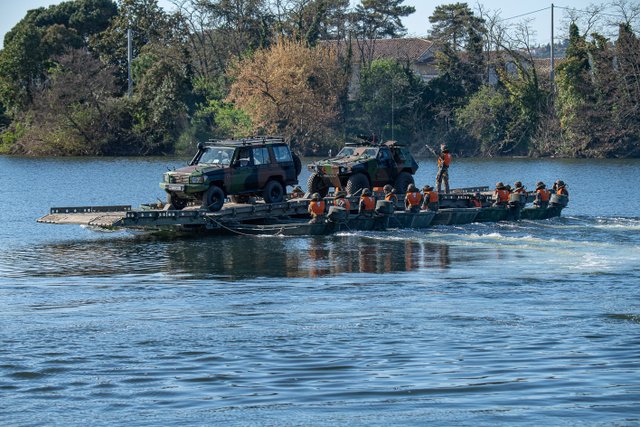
[{"xmin": 0, "ymin": 0, "xmax": 639, "ymax": 157}]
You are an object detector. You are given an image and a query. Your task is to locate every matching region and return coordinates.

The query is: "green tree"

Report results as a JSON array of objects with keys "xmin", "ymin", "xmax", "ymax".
[{"xmin": 354, "ymin": 58, "xmax": 421, "ymax": 142}]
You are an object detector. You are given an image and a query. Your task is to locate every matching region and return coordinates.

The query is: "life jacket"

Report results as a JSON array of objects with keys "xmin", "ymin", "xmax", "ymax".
[
  {"xmin": 557, "ymin": 187, "xmax": 569, "ymax": 197},
  {"xmin": 536, "ymin": 188, "xmax": 550, "ymax": 201},
  {"xmin": 335, "ymin": 197, "xmax": 350, "ymax": 210},
  {"xmin": 495, "ymin": 189, "xmax": 510, "ymax": 203},
  {"xmin": 405, "ymin": 191, "xmax": 422, "ymax": 207},
  {"xmin": 471, "ymin": 199, "xmax": 482, "ymax": 207},
  {"xmin": 385, "ymin": 193, "xmax": 398, "ymax": 203},
  {"xmin": 514, "ymin": 187, "xmax": 526, "ymax": 194},
  {"xmin": 424, "ymin": 190, "xmax": 439, "ymax": 203},
  {"xmin": 360, "ymin": 195, "xmax": 375, "ymax": 211},
  {"xmin": 438, "ymin": 152, "xmax": 452, "ymax": 168},
  {"xmin": 309, "ymin": 200, "xmax": 325, "ymax": 215}
]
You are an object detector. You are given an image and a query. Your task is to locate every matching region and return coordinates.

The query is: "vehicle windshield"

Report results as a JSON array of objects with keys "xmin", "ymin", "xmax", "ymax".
[
  {"xmin": 198, "ymin": 147, "xmax": 235, "ymax": 165},
  {"xmin": 336, "ymin": 147, "xmax": 378, "ymax": 158}
]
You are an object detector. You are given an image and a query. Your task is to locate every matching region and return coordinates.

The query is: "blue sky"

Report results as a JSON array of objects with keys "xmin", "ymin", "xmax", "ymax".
[{"xmin": 0, "ymin": 1, "xmax": 613, "ymax": 49}]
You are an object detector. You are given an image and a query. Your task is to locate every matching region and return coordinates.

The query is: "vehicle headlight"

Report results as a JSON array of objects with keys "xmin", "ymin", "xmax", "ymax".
[
  {"xmin": 190, "ymin": 176, "xmax": 205, "ymax": 184},
  {"xmin": 164, "ymin": 173, "xmax": 172, "ymax": 183}
]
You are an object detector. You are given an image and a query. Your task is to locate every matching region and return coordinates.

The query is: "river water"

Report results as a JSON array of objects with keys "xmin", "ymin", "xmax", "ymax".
[{"xmin": 1, "ymin": 156, "xmax": 640, "ymax": 425}]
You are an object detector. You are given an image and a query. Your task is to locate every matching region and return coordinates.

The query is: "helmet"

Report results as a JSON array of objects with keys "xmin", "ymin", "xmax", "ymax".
[
  {"xmin": 423, "ymin": 185, "xmax": 433, "ymax": 191},
  {"xmin": 514, "ymin": 181, "xmax": 522, "ymax": 188},
  {"xmin": 311, "ymin": 193, "xmax": 321, "ymax": 200},
  {"xmin": 556, "ymin": 180, "xmax": 565, "ymax": 187},
  {"xmin": 536, "ymin": 181, "xmax": 545, "ymax": 189},
  {"xmin": 362, "ymin": 188, "xmax": 372, "ymax": 196},
  {"xmin": 496, "ymin": 182, "xmax": 505, "ymax": 189},
  {"xmin": 383, "ymin": 184, "xmax": 393, "ymax": 193},
  {"xmin": 407, "ymin": 184, "xmax": 417, "ymax": 192},
  {"xmin": 335, "ymin": 190, "xmax": 346, "ymax": 198},
  {"xmin": 505, "ymin": 185, "xmax": 512, "ymax": 191}
]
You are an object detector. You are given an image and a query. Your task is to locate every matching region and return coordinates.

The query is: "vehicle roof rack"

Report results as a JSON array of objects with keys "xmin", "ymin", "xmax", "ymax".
[{"xmin": 203, "ymin": 136, "xmax": 285, "ymax": 147}]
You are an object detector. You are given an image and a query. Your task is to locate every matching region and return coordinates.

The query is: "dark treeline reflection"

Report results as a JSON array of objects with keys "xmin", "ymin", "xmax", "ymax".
[{"xmin": 3, "ymin": 233, "xmax": 460, "ymax": 280}]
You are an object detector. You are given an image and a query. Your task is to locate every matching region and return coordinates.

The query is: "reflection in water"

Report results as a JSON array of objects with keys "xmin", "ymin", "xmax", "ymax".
[{"xmin": 1, "ymin": 232, "xmax": 454, "ymax": 280}]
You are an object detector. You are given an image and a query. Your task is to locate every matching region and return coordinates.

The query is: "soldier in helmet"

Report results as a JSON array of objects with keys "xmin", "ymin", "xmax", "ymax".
[
  {"xmin": 290, "ymin": 185, "xmax": 305, "ymax": 199},
  {"xmin": 334, "ymin": 190, "xmax": 351, "ymax": 211},
  {"xmin": 383, "ymin": 184, "xmax": 398, "ymax": 207},
  {"xmin": 421, "ymin": 185, "xmax": 439, "ymax": 211},
  {"xmin": 509, "ymin": 181, "xmax": 526, "ymax": 220},
  {"xmin": 308, "ymin": 193, "xmax": 326, "ymax": 223},
  {"xmin": 513, "ymin": 181, "xmax": 526, "ymax": 194},
  {"xmin": 359, "ymin": 188, "xmax": 376, "ymax": 216},
  {"xmin": 436, "ymin": 144, "xmax": 452, "ymax": 193},
  {"xmin": 404, "ymin": 183, "xmax": 423, "ymax": 213},
  {"xmin": 533, "ymin": 181, "xmax": 550, "ymax": 208},
  {"xmin": 493, "ymin": 182, "xmax": 509, "ymax": 207},
  {"xmin": 555, "ymin": 180, "xmax": 569, "ymax": 197}
]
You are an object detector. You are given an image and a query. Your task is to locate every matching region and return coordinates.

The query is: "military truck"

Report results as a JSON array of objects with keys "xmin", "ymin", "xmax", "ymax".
[
  {"xmin": 161, "ymin": 137, "xmax": 301, "ymax": 211},
  {"xmin": 307, "ymin": 140, "xmax": 418, "ymax": 196}
]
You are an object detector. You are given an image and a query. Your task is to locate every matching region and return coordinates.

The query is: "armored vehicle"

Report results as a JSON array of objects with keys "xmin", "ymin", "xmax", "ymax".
[
  {"xmin": 161, "ymin": 137, "xmax": 301, "ymax": 211},
  {"xmin": 307, "ymin": 140, "xmax": 418, "ymax": 196}
]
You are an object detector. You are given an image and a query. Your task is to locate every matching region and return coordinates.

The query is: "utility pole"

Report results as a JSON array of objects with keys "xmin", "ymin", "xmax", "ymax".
[
  {"xmin": 127, "ymin": 28, "xmax": 133, "ymax": 97},
  {"xmin": 550, "ymin": 3, "xmax": 555, "ymax": 86}
]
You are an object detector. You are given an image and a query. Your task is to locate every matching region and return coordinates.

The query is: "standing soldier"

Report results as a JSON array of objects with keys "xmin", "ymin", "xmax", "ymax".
[
  {"xmin": 404, "ymin": 184, "xmax": 423, "ymax": 213},
  {"xmin": 359, "ymin": 188, "xmax": 376, "ymax": 217},
  {"xmin": 421, "ymin": 185, "xmax": 439, "ymax": 211},
  {"xmin": 436, "ymin": 144, "xmax": 452, "ymax": 193},
  {"xmin": 308, "ymin": 193, "xmax": 326, "ymax": 223}
]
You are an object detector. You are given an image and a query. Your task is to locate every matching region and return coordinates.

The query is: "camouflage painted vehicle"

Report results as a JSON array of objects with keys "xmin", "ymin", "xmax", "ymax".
[
  {"xmin": 160, "ymin": 137, "xmax": 301, "ymax": 211},
  {"xmin": 307, "ymin": 140, "xmax": 418, "ymax": 196}
]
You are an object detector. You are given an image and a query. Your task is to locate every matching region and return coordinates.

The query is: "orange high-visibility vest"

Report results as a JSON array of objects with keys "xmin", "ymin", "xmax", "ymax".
[
  {"xmin": 335, "ymin": 197, "xmax": 350, "ymax": 210},
  {"xmin": 360, "ymin": 196, "xmax": 375, "ymax": 211},
  {"xmin": 438, "ymin": 153, "xmax": 452, "ymax": 168},
  {"xmin": 557, "ymin": 188, "xmax": 569, "ymax": 196},
  {"xmin": 405, "ymin": 192, "xmax": 422, "ymax": 206},
  {"xmin": 309, "ymin": 200, "xmax": 325, "ymax": 215},
  {"xmin": 537, "ymin": 189, "xmax": 550, "ymax": 201},
  {"xmin": 514, "ymin": 187, "xmax": 526, "ymax": 194},
  {"xmin": 496, "ymin": 189, "xmax": 510, "ymax": 203},
  {"xmin": 385, "ymin": 193, "xmax": 398, "ymax": 203},
  {"xmin": 424, "ymin": 190, "xmax": 439, "ymax": 203}
]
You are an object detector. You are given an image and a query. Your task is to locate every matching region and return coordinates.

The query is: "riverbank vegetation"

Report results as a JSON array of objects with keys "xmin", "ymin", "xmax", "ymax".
[{"xmin": 0, "ymin": 0, "xmax": 639, "ymax": 157}]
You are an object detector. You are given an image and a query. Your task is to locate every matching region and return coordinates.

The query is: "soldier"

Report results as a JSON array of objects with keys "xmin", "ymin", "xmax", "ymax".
[
  {"xmin": 421, "ymin": 185, "xmax": 439, "ymax": 211},
  {"xmin": 470, "ymin": 192, "xmax": 483, "ymax": 208},
  {"xmin": 513, "ymin": 181, "xmax": 526, "ymax": 194},
  {"xmin": 308, "ymin": 193, "xmax": 326, "ymax": 223},
  {"xmin": 334, "ymin": 190, "xmax": 351, "ymax": 211},
  {"xmin": 436, "ymin": 144, "xmax": 452, "ymax": 193},
  {"xmin": 383, "ymin": 184, "xmax": 398, "ymax": 207},
  {"xmin": 290, "ymin": 185, "xmax": 305, "ymax": 199},
  {"xmin": 533, "ymin": 181, "xmax": 550, "ymax": 208},
  {"xmin": 493, "ymin": 182, "xmax": 510, "ymax": 207},
  {"xmin": 359, "ymin": 188, "xmax": 376, "ymax": 216},
  {"xmin": 555, "ymin": 180, "xmax": 569, "ymax": 197},
  {"xmin": 404, "ymin": 184, "xmax": 423, "ymax": 213}
]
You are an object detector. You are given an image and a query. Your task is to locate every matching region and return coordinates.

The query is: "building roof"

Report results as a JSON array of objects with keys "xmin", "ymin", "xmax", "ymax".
[{"xmin": 324, "ymin": 38, "xmax": 435, "ymax": 64}]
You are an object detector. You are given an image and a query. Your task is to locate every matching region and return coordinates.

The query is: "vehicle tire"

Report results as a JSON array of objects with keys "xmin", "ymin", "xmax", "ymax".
[
  {"xmin": 167, "ymin": 192, "xmax": 188, "ymax": 210},
  {"xmin": 394, "ymin": 171, "xmax": 414, "ymax": 194},
  {"xmin": 202, "ymin": 185, "xmax": 225, "ymax": 211},
  {"xmin": 307, "ymin": 173, "xmax": 329, "ymax": 197},
  {"xmin": 345, "ymin": 173, "xmax": 370, "ymax": 195},
  {"xmin": 292, "ymin": 152, "xmax": 302, "ymax": 177},
  {"xmin": 263, "ymin": 180, "xmax": 285, "ymax": 204}
]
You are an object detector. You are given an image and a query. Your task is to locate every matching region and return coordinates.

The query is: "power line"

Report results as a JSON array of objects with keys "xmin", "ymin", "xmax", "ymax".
[
  {"xmin": 554, "ymin": 5, "xmax": 628, "ymax": 20},
  {"xmin": 501, "ymin": 7, "xmax": 551, "ymax": 22}
]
